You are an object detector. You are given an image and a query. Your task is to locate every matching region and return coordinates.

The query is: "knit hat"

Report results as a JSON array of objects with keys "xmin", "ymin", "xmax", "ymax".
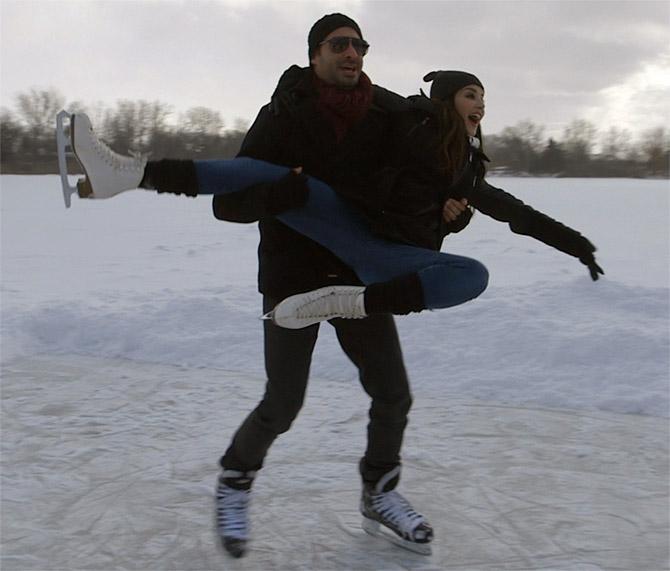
[
  {"xmin": 308, "ymin": 13, "xmax": 364, "ymax": 59},
  {"xmin": 423, "ymin": 70, "xmax": 484, "ymax": 101}
]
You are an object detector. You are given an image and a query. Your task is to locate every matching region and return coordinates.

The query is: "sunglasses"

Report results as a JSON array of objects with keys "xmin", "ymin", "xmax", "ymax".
[{"xmin": 319, "ymin": 36, "xmax": 370, "ymax": 56}]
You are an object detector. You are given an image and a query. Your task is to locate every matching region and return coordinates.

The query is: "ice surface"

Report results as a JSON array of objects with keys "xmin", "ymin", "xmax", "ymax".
[
  {"xmin": 2, "ymin": 356, "xmax": 667, "ymax": 570},
  {"xmin": 1, "ymin": 176, "xmax": 669, "ymax": 569}
]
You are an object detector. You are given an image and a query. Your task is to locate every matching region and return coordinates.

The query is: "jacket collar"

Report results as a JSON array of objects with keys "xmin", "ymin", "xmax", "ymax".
[
  {"xmin": 271, "ymin": 66, "xmax": 315, "ymax": 102},
  {"xmin": 270, "ymin": 65, "xmax": 409, "ymax": 114}
]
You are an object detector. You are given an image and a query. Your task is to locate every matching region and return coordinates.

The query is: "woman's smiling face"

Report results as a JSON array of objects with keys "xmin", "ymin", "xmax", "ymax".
[{"xmin": 454, "ymin": 84, "xmax": 485, "ymax": 136}]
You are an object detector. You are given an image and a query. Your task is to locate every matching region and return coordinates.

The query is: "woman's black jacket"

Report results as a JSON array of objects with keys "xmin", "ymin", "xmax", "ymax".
[{"xmin": 369, "ymin": 95, "xmax": 600, "ymax": 272}]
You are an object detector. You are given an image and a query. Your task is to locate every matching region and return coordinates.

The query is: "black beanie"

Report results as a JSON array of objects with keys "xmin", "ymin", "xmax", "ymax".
[
  {"xmin": 308, "ymin": 13, "xmax": 364, "ymax": 59},
  {"xmin": 423, "ymin": 70, "xmax": 484, "ymax": 101}
]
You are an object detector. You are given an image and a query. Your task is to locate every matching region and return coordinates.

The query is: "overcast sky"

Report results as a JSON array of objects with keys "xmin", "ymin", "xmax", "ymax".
[{"xmin": 2, "ymin": 0, "xmax": 669, "ymax": 140}]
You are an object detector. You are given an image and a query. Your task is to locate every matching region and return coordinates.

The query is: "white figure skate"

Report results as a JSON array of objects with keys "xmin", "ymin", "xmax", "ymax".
[
  {"xmin": 55, "ymin": 110, "xmax": 146, "ymax": 208},
  {"xmin": 264, "ymin": 285, "xmax": 367, "ymax": 329}
]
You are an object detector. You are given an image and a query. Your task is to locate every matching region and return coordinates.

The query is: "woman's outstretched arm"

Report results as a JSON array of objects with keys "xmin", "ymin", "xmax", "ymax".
[{"xmin": 468, "ymin": 179, "xmax": 604, "ymax": 280}]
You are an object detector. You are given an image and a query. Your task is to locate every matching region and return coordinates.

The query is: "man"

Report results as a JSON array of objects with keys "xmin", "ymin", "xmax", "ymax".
[{"xmin": 213, "ymin": 13, "xmax": 435, "ymax": 558}]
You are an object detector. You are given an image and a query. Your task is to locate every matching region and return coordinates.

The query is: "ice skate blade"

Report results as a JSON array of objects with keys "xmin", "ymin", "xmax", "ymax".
[
  {"xmin": 56, "ymin": 110, "xmax": 80, "ymax": 208},
  {"xmin": 221, "ymin": 536, "xmax": 247, "ymax": 558},
  {"xmin": 361, "ymin": 517, "xmax": 432, "ymax": 556}
]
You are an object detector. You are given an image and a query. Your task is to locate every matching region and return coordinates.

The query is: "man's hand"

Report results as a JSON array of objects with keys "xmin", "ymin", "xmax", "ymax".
[{"xmin": 443, "ymin": 198, "xmax": 469, "ymax": 222}]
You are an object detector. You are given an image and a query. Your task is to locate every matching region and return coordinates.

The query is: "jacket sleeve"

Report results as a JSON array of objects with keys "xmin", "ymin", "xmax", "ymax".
[
  {"xmin": 469, "ymin": 179, "xmax": 597, "ymax": 262},
  {"xmin": 212, "ymin": 104, "xmax": 299, "ymax": 223},
  {"xmin": 441, "ymin": 206, "xmax": 474, "ymax": 237}
]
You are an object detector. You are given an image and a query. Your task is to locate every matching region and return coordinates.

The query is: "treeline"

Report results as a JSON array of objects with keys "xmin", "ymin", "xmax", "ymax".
[
  {"xmin": 1, "ymin": 88, "xmax": 248, "ymax": 175},
  {"xmin": 1, "ymin": 88, "xmax": 668, "ymax": 178},
  {"xmin": 484, "ymin": 119, "xmax": 669, "ymax": 178}
]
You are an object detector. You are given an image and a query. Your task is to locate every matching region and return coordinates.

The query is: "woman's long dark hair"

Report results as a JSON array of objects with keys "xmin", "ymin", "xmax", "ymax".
[{"xmin": 433, "ymin": 97, "xmax": 484, "ymax": 183}]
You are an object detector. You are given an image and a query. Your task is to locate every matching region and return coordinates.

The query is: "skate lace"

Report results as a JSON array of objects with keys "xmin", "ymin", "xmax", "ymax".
[
  {"xmin": 371, "ymin": 490, "xmax": 426, "ymax": 536},
  {"xmin": 88, "ymin": 127, "xmax": 145, "ymax": 172},
  {"xmin": 216, "ymin": 484, "xmax": 250, "ymax": 539},
  {"xmin": 296, "ymin": 289, "xmax": 363, "ymax": 320}
]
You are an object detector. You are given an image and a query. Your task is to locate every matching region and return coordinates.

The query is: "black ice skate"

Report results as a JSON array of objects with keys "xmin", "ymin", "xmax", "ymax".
[
  {"xmin": 215, "ymin": 470, "xmax": 255, "ymax": 558},
  {"xmin": 360, "ymin": 468, "xmax": 433, "ymax": 555}
]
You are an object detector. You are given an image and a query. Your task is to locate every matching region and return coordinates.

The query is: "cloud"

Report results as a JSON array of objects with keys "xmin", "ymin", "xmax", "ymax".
[
  {"xmin": 1, "ymin": 0, "xmax": 668, "ymax": 139},
  {"xmin": 358, "ymin": 1, "xmax": 670, "ymax": 136},
  {"xmin": 588, "ymin": 50, "xmax": 670, "ymax": 136}
]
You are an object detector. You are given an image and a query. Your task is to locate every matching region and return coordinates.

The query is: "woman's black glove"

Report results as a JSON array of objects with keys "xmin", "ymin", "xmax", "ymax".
[
  {"xmin": 532, "ymin": 221, "xmax": 604, "ymax": 281},
  {"xmin": 529, "ymin": 220, "xmax": 605, "ymax": 281},
  {"xmin": 579, "ymin": 247, "xmax": 605, "ymax": 281},
  {"xmin": 554, "ymin": 230, "xmax": 604, "ymax": 281},
  {"xmin": 471, "ymin": 180, "xmax": 605, "ymax": 281}
]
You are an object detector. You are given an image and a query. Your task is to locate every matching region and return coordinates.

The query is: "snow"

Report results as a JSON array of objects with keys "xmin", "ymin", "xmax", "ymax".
[{"xmin": 1, "ymin": 175, "xmax": 669, "ymax": 570}]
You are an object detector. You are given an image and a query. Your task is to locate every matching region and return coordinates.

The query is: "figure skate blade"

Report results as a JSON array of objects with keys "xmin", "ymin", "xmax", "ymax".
[{"xmin": 55, "ymin": 110, "xmax": 85, "ymax": 208}]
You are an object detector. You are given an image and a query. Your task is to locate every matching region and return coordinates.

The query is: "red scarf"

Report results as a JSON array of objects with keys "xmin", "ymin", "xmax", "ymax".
[{"xmin": 314, "ymin": 72, "xmax": 373, "ymax": 142}]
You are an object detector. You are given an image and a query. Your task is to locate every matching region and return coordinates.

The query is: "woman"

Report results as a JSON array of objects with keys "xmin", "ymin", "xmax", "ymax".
[
  {"xmin": 269, "ymin": 70, "xmax": 603, "ymax": 327},
  {"xmin": 64, "ymin": 70, "xmax": 602, "ymax": 328}
]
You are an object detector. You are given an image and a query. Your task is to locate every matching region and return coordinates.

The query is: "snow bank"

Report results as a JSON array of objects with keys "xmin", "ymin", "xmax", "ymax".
[
  {"xmin": 2, "ymin": 176, "xmax": 668, "ymax": 417},
  {"xmin": 1, "ymin": 176, "xmax": 668, "ymax": 570}
]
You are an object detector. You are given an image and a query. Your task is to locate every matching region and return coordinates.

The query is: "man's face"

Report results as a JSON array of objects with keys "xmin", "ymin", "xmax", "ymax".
[{"xmin": 311, "ymin": 26, "xmax": 364, "ymax": 88}]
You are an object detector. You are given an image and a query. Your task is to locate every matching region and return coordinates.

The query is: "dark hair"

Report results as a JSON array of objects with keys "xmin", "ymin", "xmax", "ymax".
[
  {"xmin": 424, "ymin": 70, "xmax": 485, "ymax": 180},
  {"xmin": 433, "ymin": 98, "xmax": 470, "ymax": 180}
]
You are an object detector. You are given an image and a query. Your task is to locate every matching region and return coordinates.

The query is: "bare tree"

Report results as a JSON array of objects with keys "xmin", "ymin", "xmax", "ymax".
[
  {"xmin": 103, "ymin": 100, "xmax": 172, "ymax": 154},
  {"xmin": 15, "ymin": 88, "xmax": 66, "ymax": 137},
  {"xmin": 561, "ymin": 119, "xmax": 598, "ymax": 175},
  {"xmin": 601, "ymin": 126, "xmax": 632, "ymax": 160},
  {"xmin": 536, "ymin": 138, "xmax": 566, "ymax": 175},
  {"xmin": 488, "ymin": 120, "xmax": 545, "ymax": 174},
  {"xmin": 1, "ymin": 86, "xmax": 665, "ymax": 177},
  {"xmin": 640, "ymin": 126, "xmax": 669, "ymax": 177},
  {"xmin": 140, "ymin": 100, "xmax": 172, "ymax": 145},
  {"xmin": 511, "ymin": 120, "xmax": 545, "ymax": 153},
  {"xmin": 231, "ymin": 117, "xmax": 250, "ymax": 133},
  {"xmin": 181, "ymin": 106, "xmax": 224, "ymax": 136},
  {"xmin": 1, "ymin": 107, "xmax": 24, "ymax": 171},
  {"xmin": 562, "ymin": 119, "xmax": 598, "ymax": 158},
  {"xmin": 14, "ymin": 88, "xmax": 66, "ymax": 162},
  {"xmin": 178, "ymin": 106, "xmax": 224, "ymax": 154}
]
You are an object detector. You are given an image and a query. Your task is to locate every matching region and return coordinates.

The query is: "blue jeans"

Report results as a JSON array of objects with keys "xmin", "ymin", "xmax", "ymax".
[{"xmin": 196, "ymin": 158, "xmax": 488, "ymax": 309}]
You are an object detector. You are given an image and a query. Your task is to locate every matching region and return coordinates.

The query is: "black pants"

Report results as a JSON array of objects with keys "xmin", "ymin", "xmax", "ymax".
[{"xmin": 221, "ymin": 296, "xmax": 413, "ymax": 486}]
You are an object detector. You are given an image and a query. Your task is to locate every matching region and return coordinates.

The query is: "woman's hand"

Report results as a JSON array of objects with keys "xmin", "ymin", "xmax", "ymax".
[{"xmin": 443, "ymin": 198, "xmax": 469, "ymax": 222}]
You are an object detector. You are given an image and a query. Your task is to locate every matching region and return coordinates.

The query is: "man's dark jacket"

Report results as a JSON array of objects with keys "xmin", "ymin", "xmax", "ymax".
[{"xmin": 212, "ymin": 65, "xmax": 408, "ymax": 299}]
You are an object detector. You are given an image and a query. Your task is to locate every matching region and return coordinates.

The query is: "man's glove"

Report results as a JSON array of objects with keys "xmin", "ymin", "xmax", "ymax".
[
  {"xmin": 266, "ymin": 170, "xmax": 310, "ymax": 215},
  {"xmin": 212, "ymin": 169, "xmax": 309, "ymax": 222}
]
